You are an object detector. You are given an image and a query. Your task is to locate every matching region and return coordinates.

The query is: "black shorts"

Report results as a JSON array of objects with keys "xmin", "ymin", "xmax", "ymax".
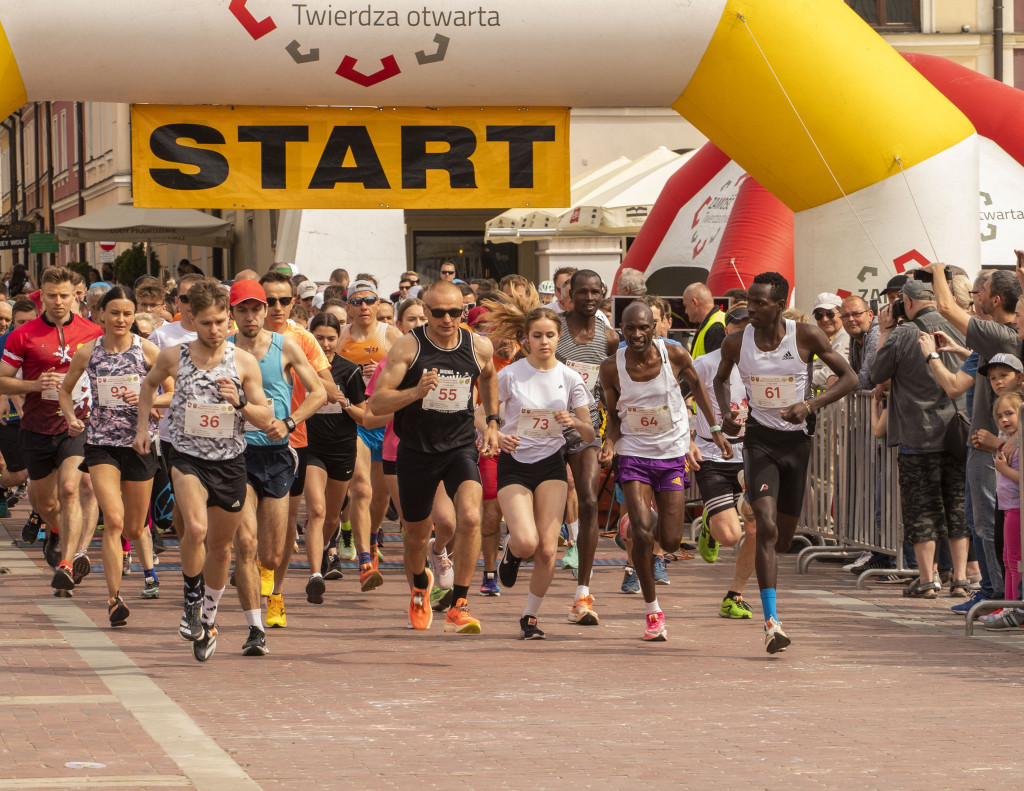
[
  {"xmin": 307, "ymin": 442, "xmax": 356, "ymax": 483},
  {"xmin": 397, "ymin": 443, "xmax": 480, "ymax": 523},
  {"xmin": 382, "ymin": 458, "xmax": 397, "ymax": 476},
  {"xmin": 694, "ymin": 460, "xmax": 744, "ymax": 518},
  {"xmin": 244, "ymin": 444, "xmax": 298, "ymax": 500},
  {"xmin": 743, "ymin": 424, "xmax": 812, "ymax": 518},
  {"xmin": 83, "ymin": 444, "xmax": 158, "ymax": 482},
  {"xmin": 497, "ymin": 449, "xmax": 567, "ymax": 492},
  {"xmin": 289, "ymin": 445, "xmax": 309, "ymax": 497},
  {"xmin": 20, "ymin": 429, "xmax": 86, "ymax": 480},
  {"xmin": 167, "ymin": 446, "xmax": 247, "ymax": 513},
  {"xmin": 0, "ymin": 421, "xmax": 24, "ymax": 473}
]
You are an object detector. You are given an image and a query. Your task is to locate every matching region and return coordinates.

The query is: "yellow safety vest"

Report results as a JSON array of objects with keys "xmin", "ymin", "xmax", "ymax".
[{"xmin": 691, "ymin": 309, "xmax": 726, "ymax": 359}]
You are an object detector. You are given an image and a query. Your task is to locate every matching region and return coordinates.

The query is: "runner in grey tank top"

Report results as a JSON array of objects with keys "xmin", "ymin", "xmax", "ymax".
[
  {"xmin": 551, "ymin": 270, "xmax": 619, "ymax": 628},
  {"xmin": 134, "ymin": 279, "xmax": 272, "ymax": 663},
  {"xmin": 714, "ymin": 272, "xmax": 856, "ymax": 656}
]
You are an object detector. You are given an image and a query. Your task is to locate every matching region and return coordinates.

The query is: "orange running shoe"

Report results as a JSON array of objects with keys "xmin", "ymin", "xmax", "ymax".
[
  {"xmin": 444, "ymin": 598, "xmax": 482, "ymax": 634},
  {"xmin": 360, "ymin": 562, "xmax": 383, "ymax": 592},
  {"xmin": 409, "ymin": 568, "xmax": 434, "ymax": 631},
  {"xmin": 568, "ymin": 595, "xmax": 600, "ymax": 626}
]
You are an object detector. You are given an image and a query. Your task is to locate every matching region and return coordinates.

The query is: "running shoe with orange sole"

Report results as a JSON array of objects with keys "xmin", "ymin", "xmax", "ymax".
[
  {"xmin": 359, "ymin": 561, "xmax": 383, "ymax": 592},
  {"xmin": 444, "ymin": 598, "xmax": 482, "ymax": 634},
  {"xmin": 409, "ymin": 568, "xmax": 434, "ymax": 631},
  {"xmin": 568, "ymin": 594, "xmax": 600, "ymax": 626}
]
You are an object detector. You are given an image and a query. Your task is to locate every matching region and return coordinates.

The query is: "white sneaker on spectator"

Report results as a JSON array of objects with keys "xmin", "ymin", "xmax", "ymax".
[
  {"xmin": 428, "ymin": 538, "xmax": 455, "ymax": 589},
  {"xmin": 842, "ymin": 551, "xmax": 872, "ymax": 572}
]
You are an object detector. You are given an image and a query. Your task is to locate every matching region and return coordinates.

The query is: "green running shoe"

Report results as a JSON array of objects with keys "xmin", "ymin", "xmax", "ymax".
[
  {"xmin": 561, "ymin": 540, "xmax": 578, "ymax": 570},
  {"xmin": 719, "ymin": 594, "xmax": 752, "ymax": 619},
  {"xmin": 698, "ymin": 510, "xmax": 719, "ymax": 563},
  {"xmin": 430, "ymin": 586, "xmax": 454, "ymax": 612}
]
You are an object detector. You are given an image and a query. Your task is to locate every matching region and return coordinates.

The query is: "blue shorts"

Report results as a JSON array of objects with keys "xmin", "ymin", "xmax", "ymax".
[
  {"xmin": 244, "ymin": 444, "xmax": 298, "ymax": 500},
  {"xmin": 357, "ymin": 425, "xmax": 386, "ymax": 463}
]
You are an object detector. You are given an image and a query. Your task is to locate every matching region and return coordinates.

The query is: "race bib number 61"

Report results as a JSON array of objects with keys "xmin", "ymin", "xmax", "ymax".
[{"xmin": 749, "ymin": 375, "xmax": 798, "ymax": 409}]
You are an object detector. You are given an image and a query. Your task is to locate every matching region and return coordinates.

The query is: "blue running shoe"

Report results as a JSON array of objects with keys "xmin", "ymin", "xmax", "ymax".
[
  {"xmin": 951, "ymin": 590, "xmax": 990, "ymax": 615},
  {"xmin": 479, "ymin": 571, "xmax": 500, "ymax": 596},
  {"xmin": 653, "ymin": 555, "xmax": 670, "ymax": 585},
  {"xmin": 620, "ymin": 566, "xmax": 640, "ymax": 594}
]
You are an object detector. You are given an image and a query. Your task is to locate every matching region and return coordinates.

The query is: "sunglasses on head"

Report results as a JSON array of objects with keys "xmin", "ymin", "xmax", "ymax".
[
  {"xmin": 429, "ymin": 307, "xmax": 464, "ymax": 318},
  {"xmin": 814, "ymin": 309, "xmax": 837, "ymax": 320},
  {"xmin": 266, "ymin": 296, "xmax": 293, "ymax": 308},
  {"xmin": 349, "ymin": 296, "xmax": 378, "ymax": 306}
]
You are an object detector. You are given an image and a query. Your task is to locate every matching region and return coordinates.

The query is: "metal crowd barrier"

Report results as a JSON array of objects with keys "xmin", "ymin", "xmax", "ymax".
[
  {"xmin": 964, "ymin": 403, "xmax": 1024, "ymax": 635},
  {"xmin": 795, "ymin": 391, "xmax": 916, "ymax": 585}
]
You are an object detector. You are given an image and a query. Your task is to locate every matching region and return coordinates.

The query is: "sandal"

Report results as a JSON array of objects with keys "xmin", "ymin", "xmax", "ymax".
[
  {"xmin": 949, "ymin": 579, "xmax": 970, "ymax": 598},
  {"xmin": 902, "ymin": 579, "xmax": 941, "ymax": 599}
]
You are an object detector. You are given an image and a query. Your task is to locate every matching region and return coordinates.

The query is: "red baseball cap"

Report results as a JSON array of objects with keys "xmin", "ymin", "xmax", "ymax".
[{"xmin": 229, "ymin": 280, "xmax": 267, "ymax": 306}]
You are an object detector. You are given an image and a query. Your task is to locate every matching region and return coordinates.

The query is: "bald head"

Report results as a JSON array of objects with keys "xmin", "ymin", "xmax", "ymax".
[
  {"xmin": 623, "ymin": 300, "xmax": 654, "ymax": 325},
  {"xmin": 234, "ymin": 269, "xmax": 259, "ymax": 282},
  {"xmin": 683, "ymin": 282, "xmax": 714, "ymax": 323},
  {"xmin": 424, "ymin": 280, "xmax": 463, "ymax": 303}
]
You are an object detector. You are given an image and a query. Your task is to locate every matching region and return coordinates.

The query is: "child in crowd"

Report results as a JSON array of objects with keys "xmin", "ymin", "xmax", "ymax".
[{"xmin": 993, "ymin": 392, "xmax": 1023, "ymax": 601}]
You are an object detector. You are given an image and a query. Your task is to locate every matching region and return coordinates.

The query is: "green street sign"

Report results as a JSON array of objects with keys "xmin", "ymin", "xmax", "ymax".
[{"xmin": 29, "ymin": 233, "xmax": 59, "ymax": 254}]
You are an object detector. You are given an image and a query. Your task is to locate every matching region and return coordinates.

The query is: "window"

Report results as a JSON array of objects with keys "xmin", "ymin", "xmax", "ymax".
[
  {"xmin": 847, "ymin": 0, "xmax": 920, "ymax": 31},
  {"xmin": 413, "ymin": 231, "xmax": 518, "ymax": 283}
]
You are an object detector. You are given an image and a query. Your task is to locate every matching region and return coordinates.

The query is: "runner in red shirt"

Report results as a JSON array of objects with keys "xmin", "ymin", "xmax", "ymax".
[{"xmin": 0, "ymin": 266, "xmax": 102, "ymax": 594}]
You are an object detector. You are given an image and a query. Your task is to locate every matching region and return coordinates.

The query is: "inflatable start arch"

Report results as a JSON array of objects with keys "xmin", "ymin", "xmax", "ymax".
[{"xmin": 0, "ymin": 0, "xmax": 982, "ymax": 302}]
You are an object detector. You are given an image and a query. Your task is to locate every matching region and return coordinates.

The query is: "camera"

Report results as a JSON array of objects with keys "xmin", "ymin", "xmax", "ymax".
[
  {"xmin": 891, "ymin": 297, "xmax": 906, "ymax": 323},
  {"xmin": 910, "ymin": 265, "xmax": 953, "ymax": 284}
]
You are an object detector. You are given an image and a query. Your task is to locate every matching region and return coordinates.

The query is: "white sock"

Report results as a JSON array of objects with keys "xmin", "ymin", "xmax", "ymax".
[
  {"xmin": 310, "ymin": 571, "xmax": 322, "ymax": 579},
  {"xmin": 645, "ymin": 599, "xmax": 661, "ymax": 615},
  {"xmin": 567, "ymin": 520, "xmax": 579, "ymax": 541},
  {"xmin": 575, "ymin": 585, "xmax": 589, "ymax": 600},
  {"xmin": 523, "ymin": 593, "xmax": 544, "ymax": 617},
  {"xmin": 202, "ymin": 585, "xmax": 225, "ymax": 625},
  {"xmin": 244, "ymin": 608, "xmax": 264, "ymax": 632}
]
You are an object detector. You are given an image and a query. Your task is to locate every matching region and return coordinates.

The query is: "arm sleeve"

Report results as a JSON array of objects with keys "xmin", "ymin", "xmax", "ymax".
[
  {"xmin": 858, "ymin": 326, "xmax": 880, "ymax": 390},
  {"xmin": 1, "ymin": 328, "xmax": 24, "ymax": 371},
  {"xmin": 869, "ymin": 329, "xmax": 901, "ymax": 385},
  {"xmin": 568, "ymin": 370, "xmax": 594, "ymax": 410},
  {"xmin": 966, "ymin": 318, "xmax": 1019, "ymax": 360}
]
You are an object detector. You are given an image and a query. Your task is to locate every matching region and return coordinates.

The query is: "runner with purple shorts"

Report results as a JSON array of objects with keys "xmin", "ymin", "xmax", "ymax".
[{"xmin": 600, "ymin": 301, "xmax": 731, "ymax": 641}]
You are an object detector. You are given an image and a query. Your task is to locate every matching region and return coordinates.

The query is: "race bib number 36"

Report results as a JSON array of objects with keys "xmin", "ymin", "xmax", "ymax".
[
  {"xmin": 98, "ymin": 374, "xmax": 141, "ymax": 407},
  {"xmin": 423, "ymin": 376, "xmax": 471, "ymax": 413},
  {"xmin": 625, "ymin": 405, "xmax": 670, "ymax": 435},
  {"xmin": 566, "ymin": 360, "xmax": 599, "ymax": 391},
  {"xmin": 185, "ymin": 401, "xmax": 235, "ymax": 438},
  {"xmin": 749, "ymin": 375, "xmax": 798, "ymax": 409},
  {"xmin": 517, "ymin": 408, "xmax": 562, "ymax": 439}
]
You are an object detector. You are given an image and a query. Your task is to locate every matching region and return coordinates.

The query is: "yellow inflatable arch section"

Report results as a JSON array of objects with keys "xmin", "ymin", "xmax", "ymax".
[{"xmin": 0, "ymin": 0, "xmax": 980, "ymax": 297}]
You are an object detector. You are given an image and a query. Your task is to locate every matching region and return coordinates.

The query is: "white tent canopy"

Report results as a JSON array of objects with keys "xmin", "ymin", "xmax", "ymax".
[
  {"xmin": 485, "ymin": 148, "xmax": 689, "ymax": 242},
  {"xmin": 56, "ymin": 202, "xmax": 233, "ymax": 248}
]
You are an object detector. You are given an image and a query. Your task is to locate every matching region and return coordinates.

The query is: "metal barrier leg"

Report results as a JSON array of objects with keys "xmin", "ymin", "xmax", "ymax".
[
  {"xmin": 965, "ymin": 598, "xmax": 1024, "ymax": 636},
  {"xmin": 796, "ymin": 546, "xmax": 859, "ymax": 574},
  {"xmin": 856, "ymin": 566, "xmax": 916, "ymax": 589}
]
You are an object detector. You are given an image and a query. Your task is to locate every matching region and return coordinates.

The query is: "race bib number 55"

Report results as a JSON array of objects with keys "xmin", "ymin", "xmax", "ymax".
[{"xmin": 423, "ymin": 376, "xmax": 471, "ymax": 413}]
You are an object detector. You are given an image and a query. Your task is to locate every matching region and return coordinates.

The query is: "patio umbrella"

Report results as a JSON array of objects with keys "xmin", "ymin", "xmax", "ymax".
[{"xmin": 55, "ymin": 203, "xmax": 233, "ymax": 248}]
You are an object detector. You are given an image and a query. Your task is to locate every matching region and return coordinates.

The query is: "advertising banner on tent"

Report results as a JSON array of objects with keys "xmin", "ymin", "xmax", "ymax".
[{"xmin": 132, "ymin": 105, "xmax": 569, "ymax": 210}]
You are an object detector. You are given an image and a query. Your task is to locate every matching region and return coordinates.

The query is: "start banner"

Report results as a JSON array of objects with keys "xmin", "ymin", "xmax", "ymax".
[{"xmin": 131, "ymin": 105, "xmax": 569, "ymax": 210}]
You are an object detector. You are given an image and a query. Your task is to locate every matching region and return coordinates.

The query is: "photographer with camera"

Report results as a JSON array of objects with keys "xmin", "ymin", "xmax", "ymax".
[
  {"xmin": 922, "ymin": 261, "xmax": 1020, "ymax": 610},
  {"xmin": 870, "ymin": 275, "xmax": 971, "ymax": 598}
]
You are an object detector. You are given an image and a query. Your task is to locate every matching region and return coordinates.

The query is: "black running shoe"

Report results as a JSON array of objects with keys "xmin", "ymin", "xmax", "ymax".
[
  {"xmin": 498, "ymin": 541, "xmax": 521, "ymax": 589},
  {"xmin": 323, "ymin": 554, "xmax": 344, "ymax": 580},
  {"xmin": 22, "ymin": 511, "xmax": 43, "ymax": 545},
  {"xmin": 42, "ymin": 528, "xmax": 61, "ymax": 568},
  {"xmin": 108, "ymin": 596, "xmax": 130, "ymax": 627},
  {"xmin": 305, "ymin": 574, "xmax": 326, "ymax": 604},
  {"xmin": 72, "ymin": 553, "xmax": 92, "ymax": 585},
  {"xmin": 178, "ymin": 601, "xmax": 204, "ymax": 641},
  {"xmin": 51, "ymin": 564, "xmax": 75, "ymax": 592},
  {"xmin": 241, "ymin": 625, "xmax": 269, "ymax": 656},
  {"xmin": 520, "ymin": 614, "xmax": 545, "ymax": 640},
  {"xmin": 192, "ymin": 623, "xmax": 218, "ymax": 662}
]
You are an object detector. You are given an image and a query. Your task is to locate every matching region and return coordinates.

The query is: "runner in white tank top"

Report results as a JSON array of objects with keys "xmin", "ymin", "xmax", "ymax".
[
  {"xmin": 714, "ymin": 272, "xmax": 857, "ymax": 655},
  {"xmin": 601, "ymin": 301, "xmax": 731, "ymax": 642}
]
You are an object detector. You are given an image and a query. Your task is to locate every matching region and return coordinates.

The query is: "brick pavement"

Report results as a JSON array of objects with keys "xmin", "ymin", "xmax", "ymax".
[{"xmin": 2, "ymin": 500, "xmax": 1024, "ymax": 791}]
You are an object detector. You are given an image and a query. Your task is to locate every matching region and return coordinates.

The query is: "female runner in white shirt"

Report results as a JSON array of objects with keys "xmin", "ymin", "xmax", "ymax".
[{"xmin": 483, "ymin": 292, "xmax": 593, "ymax": 639}]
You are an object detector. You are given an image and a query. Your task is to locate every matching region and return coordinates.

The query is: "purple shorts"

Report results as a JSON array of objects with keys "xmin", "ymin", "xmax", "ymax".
[{"xmin": 617, "ymin": 455, "xmax": 688, "ymax": 493}]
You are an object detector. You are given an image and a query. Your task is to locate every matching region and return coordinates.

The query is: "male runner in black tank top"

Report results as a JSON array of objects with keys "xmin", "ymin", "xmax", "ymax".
[
  {"xmin": 369, "ymin": 281, "xmax": 500, "ymax": 633},
  {"xmin": 714, "ymin": 272, "xmax": 856, "ymax": 655}
]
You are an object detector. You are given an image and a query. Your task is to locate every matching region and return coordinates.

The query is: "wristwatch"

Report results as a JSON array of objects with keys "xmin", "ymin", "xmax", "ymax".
[
  {"xmin": 284, "ymin": 416, "xmax": 297, "ymax": 433},
  {"xmin": 927, "ymin": 351, "xmax": 940, "ymax": 361},
  {"xmin": 236, "ymin": 389, "xmax": 247, "ymax": 409},
  {"xmin": 486, "ymin": 413, "xmax": 501, "ymax": 425}
]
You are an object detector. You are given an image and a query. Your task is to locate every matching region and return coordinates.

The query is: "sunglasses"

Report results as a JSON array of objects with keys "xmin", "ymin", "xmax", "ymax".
[
  {"xmin": 349, "ymin": 296, "xmax": 378, "ymax": 306},
  {"xmin": 813, "ymin": 310, "xmax": 837, "ymax": 320},
  {"xmin": 429, "ymin": 307, "xmax": 464, "ymax": 318},
  {"xmin": 838, "ymin": 310, "xmax": 867, "ymax": 320},
  {"xmin": 177, "ymin": 294, "xmax": 189, "ymax": 304},
  {"xmin": 266, "ymin": 296, "xmax": 293, "ymax": 308},
  {"xmin": 440, "ymin": 270, "xmax": 456, "ymax": 276},
  {"xmin": 408, "ymin": 278, "xmax": 419, "ymax": 284}
]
